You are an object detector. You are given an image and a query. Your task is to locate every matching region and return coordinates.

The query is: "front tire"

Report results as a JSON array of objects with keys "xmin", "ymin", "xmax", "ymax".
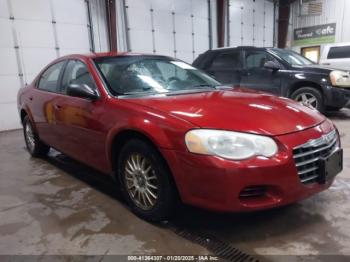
[
  {"xmin": 327, "ymin": 106, "xmax": 342, "ymax": 111},
  {"xmin": 118, "ymin": 139, "xmax": 178, "ymax": 221},
  {"xmin": 23, "ymin": 116, "xmax": 50, "ymax": 157},
  {"xmin": 291, "ymin": 87, "xmax": 325, "ymax": 113}
]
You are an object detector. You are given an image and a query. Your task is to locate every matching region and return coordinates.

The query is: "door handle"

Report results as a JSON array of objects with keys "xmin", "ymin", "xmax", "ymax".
[
  {"xmin": 29, "ymin": 97, "xmax": 33, "ymax": 101},
  {"xmin": 54, "ymin": 104, "xmax": 62, "ymax": 110},
  {"xmin": 322, "ymin": 63, "xmax": 331, "ymax": 65}
]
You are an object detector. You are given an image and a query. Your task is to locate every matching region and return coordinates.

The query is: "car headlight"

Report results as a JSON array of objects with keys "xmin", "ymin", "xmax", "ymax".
[
  {"xmin": 330, "ymin": 70, "xmax": 350, "ymax": 87},
  {"xmin": 185, "ymin": 129, "xmax": 278, "ymax": 160}
]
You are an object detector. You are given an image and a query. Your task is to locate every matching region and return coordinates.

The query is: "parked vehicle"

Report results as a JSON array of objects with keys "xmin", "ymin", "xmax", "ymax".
[
  {"xmin": 193, "ymin": 46, "xmax": 350, "ymax": 113},
  {"xmin": 320, "ymin": 43, "xmax": 350, "ymax": 71},
  {"xmin": 18, "ymin": 53, "xmax": 343, "ymax": 221}
]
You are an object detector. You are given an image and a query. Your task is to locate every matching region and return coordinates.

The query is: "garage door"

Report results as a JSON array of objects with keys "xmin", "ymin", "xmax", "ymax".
[
  {"xmin": 228, "ymin": 0, "xmax": 274, "ymax": 47},
  {"xmin": 124, "ymin": 0, "xmax": 211, "ymax": 63},
  {"xmin": 0, "ymin": 0, "xmax": 106, "ymax": 131}
]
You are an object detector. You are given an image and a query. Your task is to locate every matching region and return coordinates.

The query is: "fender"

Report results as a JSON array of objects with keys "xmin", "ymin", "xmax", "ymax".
[
  {"xmin": 18, "ymin": 91, "xmax": 38, "ymax": 133},
  {"xmin": 104, "ymin": 108, "xmax": 195, "ymax": 172}
]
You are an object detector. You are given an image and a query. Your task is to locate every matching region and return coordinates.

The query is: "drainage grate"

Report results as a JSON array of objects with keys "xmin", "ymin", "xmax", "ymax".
[{"xmin": 168, "ymin": 226, "xmax": 259, "ymax": 262}]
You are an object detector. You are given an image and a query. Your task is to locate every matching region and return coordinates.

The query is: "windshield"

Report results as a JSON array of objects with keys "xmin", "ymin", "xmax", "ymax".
[
  {"xmin": 94, "ymin": 56, "xmax": 220, "ymax": 96},
  {"xmin": 270, "ymin": 49, "xmax": 315, "ymax": 66}
]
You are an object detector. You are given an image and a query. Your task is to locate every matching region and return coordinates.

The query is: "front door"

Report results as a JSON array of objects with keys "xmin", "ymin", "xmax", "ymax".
[
  {"xmin": 54, "ymin": 60, "xmax": 107, "ymax": 171},
  {"xmin": 240, "ymin": 50, "xmax": 282, "ymax": 95}
]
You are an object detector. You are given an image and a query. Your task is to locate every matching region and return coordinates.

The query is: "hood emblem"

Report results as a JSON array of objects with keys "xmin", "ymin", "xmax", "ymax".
[{"xmin": 298, "ymin": 129, "xmax": 337, "ymax": 149}]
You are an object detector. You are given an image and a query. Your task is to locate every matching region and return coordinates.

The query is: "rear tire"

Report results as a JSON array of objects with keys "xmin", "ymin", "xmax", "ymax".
[
  {"xmin": 23, "ymin": 116, "xmax": 50, "ymax": 157},
  {"xmin": 117, "ymin": 139, "xmax": 178, "ymax": 222},
  {"xmin": 291, "ymin": 87, "xmax": 325, "ymax": 113}
]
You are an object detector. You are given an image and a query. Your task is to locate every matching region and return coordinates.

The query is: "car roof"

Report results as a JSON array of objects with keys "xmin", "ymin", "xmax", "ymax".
[
  {"xmin": 211, "ymin": 46, "xmax": 273, "ymax": 51},
  {"xmin": 58, "ymin": 52, "xmax": 171, "ymax": 60},
  {"xmin": 323, "ymin": 42, "xmax": 350, "ymax": 48}
]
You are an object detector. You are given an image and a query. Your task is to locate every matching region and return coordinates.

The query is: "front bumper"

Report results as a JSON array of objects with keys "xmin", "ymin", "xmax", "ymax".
[
  {"xmin": 324, "ymin": 85, "xmax": 350, "ymax": 108},
  {"xmin": 161, "ymin": 120, "xmax": 337, "ymax": 212}
]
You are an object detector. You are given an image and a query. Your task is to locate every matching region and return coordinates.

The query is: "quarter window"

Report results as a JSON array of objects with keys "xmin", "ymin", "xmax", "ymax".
[
  {"xmin": 38, "ymin": 61, "xmax": 65, "ymax": 92},
  {"xmin": 61, "ymin": 60, "xmax": 96, "ymax": 94},
  {"xmin": 327, "ymin": 46, "xmax": 350, "ymax": 59}
]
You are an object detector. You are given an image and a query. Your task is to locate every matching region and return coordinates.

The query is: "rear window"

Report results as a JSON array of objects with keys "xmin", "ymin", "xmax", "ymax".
[
  {"xmin": 327, "ymin": 46, "xmax": 350, "ymax": 59},
  {"xmin": 209, "ymin": 51, "xmax": 242, "ymax": 70},
  {"xmin": 38, "ymin": 61, "xmax": 65, "ymax": 93}
]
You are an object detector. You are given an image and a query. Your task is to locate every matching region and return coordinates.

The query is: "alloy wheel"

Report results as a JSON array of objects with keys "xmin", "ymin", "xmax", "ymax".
[
  {"xmin": 123, "ymin": 153, "xmax": 159, "ymax": 210},
  {"xmin": 295, "ymin": 92, "xmax": 318, "ymax": 109},
  {"xmin": 25, "ymin": 122, "xmax": 35, "ymax": 152}
]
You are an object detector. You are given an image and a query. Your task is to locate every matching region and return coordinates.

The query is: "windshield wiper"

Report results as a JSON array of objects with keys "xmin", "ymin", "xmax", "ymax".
[
  {"xmin": 121, "ymin": 86, "xmax": 154, "ymax": 95},
  {"xmin": 191, "ymin": 84, "xmax": 217, "ymax": 89}
]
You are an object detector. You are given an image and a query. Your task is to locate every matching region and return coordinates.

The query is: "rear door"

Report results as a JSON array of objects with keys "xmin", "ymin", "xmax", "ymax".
[
  {"xmin": 240, "ymin": 50, "xmax": 282, "ymax": 94},
  {"xmin": 54, "ymin": 59, "xmax": 107, "ymax": 171},
  {"xmin": 30, "ymin": 61, "xmax": 66, "ymax": 146},
  {"xmin": 205, "ymin": 50, "xmax": 243, "ymax": 86}
]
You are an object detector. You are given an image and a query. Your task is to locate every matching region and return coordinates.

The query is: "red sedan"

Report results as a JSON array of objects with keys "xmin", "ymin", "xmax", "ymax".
[{"xmin": 17, "ymin": 53, "xmax": 343, "ymax": 221}]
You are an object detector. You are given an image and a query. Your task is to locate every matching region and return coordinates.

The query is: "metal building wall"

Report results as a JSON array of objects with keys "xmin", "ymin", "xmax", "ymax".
[
  {"xmin": 117, "ymin": 0, "xmax": 214, "ymax": 63},
  {"xmin": 289, "ymin": 0, "xmax": 350, "ymax": 50},
  {"xmin": 0, "ymin": 0, "xmax": 108, "ymax": 131},
  {"xmin": 89, "ymin": 0, "xmax": 109, "ymax": 52},
  {"xmin": 228, "ymin": 0, "xmax": 275, "ymax": 47}
]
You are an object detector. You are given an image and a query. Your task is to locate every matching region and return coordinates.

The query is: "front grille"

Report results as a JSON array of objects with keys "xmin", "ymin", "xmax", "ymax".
[{"xmin": 293, "ymin": 130, "xmax": 339, "ymax": 185}]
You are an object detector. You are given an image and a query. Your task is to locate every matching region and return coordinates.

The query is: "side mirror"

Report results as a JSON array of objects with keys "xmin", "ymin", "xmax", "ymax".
[
  {"xmin": 264, "ymin": 61, "xmax": 281, "ymax": 71},
  {"xmin": 67, "ymin": 84, "xmax": 99, "ymax": 100}
]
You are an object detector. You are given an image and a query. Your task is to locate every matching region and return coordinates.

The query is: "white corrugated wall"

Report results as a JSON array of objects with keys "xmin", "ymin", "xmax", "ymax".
[
  {"xmin": 0, "ymin": 0, "xmax": 108, "ymax": 131},
  {"xmin": 116, "ymin": 0, "xmax": 216, "ymax": 63},
  {"xmin": 228, "ymin": 0, "xmax": 276, "ymax": 47}
]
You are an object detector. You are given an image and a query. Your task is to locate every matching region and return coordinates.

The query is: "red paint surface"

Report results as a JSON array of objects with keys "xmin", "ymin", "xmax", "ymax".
[{"xmin": 17, "ymin": 53, "xmax": 339, "ymax": 212}]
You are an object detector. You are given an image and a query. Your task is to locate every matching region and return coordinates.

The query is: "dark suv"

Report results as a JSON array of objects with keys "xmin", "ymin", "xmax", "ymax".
[{"xmin": 193, "ymin": 46, "xmax": 350, "ymax": 113}]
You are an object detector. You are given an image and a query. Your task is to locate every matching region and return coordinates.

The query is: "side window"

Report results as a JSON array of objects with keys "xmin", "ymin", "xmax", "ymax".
[
  {"xmin": 210, "ymin": 51, "xmax": 242, "ymax": 70},
  {"xmin": 327, "ymin": 46, "xmax": 350, "ymax": 59},
  {"xmin": 38, "ymin": 61, "xmax": 65, "ymax": 92},
  {"xmin": 245, "ymin": 51, "xmax": 275, "ymax": 69},
  {"xmin": 61, "ymin": 60, "xmax": 96, "ymax": 94}
]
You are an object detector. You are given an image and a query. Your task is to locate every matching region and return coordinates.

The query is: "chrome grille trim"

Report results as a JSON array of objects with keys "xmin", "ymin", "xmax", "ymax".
[
  {"xmin": 302, "ymin": 174, "xmax": 319, "ymax": 183},
  {"xmin": 293, "ymin": 129, "xmax": 339, "ymax": 185},
  {"xmin": 294, "ymin": 129, "xmax": 337, "ymax": 149},
  {"xmin": 298, "ymin": 166, "xmax": 318, "ymax": 175},
  {"xmin": 293, "ymin": 139, "xmax": 337, "ymax": 159},
  {"xmin": 295, "ymin": 156, "xmax": 321, "ymax": 167}
]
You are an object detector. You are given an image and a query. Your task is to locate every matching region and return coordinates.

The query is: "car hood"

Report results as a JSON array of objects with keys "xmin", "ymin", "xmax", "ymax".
[
  {"xmin": 291, "ymin": 64, "xmax": 336, "ymax": 74},
  {"xmin": 126, "ymin": 89, "xmax": 326, "ymax": 136}
]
